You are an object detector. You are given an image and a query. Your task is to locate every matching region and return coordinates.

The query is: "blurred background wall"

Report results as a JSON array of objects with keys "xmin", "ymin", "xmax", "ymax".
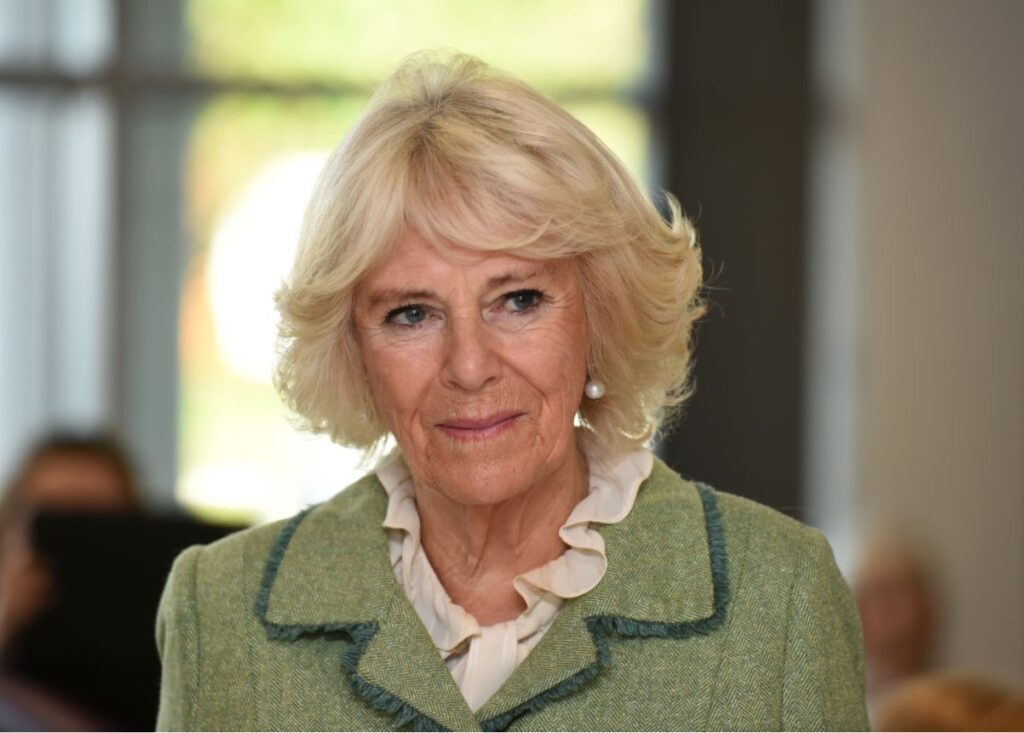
[
  {"xmin": 853, "ymin": 0, "xmax": 1023, "ymax": 689},
  {"xmin": 0, "ymin": 0, "xmax": 1021, "ymax": 691}
]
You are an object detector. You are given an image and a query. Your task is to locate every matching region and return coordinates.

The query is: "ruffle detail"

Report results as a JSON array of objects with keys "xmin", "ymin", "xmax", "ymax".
[{"xmin": 375, "ymin": 430, "xmax": 652, "ymax": 711}]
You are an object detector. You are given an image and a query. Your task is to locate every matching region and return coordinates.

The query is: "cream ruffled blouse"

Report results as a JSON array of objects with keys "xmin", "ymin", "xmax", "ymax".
[{"xmin": 374, "ymin": 432, "xmax": 654, "ymax": 712}]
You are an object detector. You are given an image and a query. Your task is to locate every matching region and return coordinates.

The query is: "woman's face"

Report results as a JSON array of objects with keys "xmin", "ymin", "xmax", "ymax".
[{"xmin": 353, "ymin": 229, "xmax": 589, "ymax": 506}]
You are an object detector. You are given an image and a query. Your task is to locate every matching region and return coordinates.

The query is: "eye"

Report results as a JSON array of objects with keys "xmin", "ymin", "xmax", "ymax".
[
  {"xmin": 503, "ymin": 289, "xmax": 544, "ymax": 314},
  {"xmin": 385, "ymin": 304, "xmax": 429, "ymax": 327}
]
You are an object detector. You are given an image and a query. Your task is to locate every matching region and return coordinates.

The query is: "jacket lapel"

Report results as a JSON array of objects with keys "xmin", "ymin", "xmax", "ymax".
[
  {"xmin": 475, "ymin": 458, "xmax": 730, "ymax": 730},
  {"xmin": 354, "ymin": 591, "xmax": 479, "ymax": 730},
  {"xmin": 255, "ymin": 459, "xmax": 730, "ymax": 732},
  {"xmin": 256, "ymin": 475, "xmax": 478, "ymax": 731}
]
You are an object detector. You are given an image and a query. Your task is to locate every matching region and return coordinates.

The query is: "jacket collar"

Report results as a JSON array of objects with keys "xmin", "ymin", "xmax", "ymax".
[
  {"xmin": 257, "ymin": 457, "xmax": 730, "ymax": 731},
  {"xmin": 256, "ymin": 476, "xmax": 477, "ymax": 730}
]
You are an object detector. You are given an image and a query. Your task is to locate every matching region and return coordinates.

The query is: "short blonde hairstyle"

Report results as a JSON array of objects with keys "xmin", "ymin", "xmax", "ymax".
[{"xmin": 274, "ymin": 52, "xmax": 704, "ymax": 454}]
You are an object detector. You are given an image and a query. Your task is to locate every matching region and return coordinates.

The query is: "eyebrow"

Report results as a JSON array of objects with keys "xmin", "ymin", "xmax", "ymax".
[
  {"xmin": 487, "ymin": 264, "xmax": 551, "ymax": 289},
  {"xmin": 365, "ymin": 288, "xmax": 435, "ymax": 309},
  {"xmin": 364, "ymin": 265, "xmax": 552, "ymax": 309}
]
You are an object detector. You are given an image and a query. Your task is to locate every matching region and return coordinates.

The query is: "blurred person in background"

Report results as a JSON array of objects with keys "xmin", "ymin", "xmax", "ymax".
[
  {"xmin": 854, "ymin": 535, "xmax": 940, "ymax": 703},
  {"xmin": 0, "ymin": 432, "xmax": 141, "ymax": 730},
  {"xmin": 856, "ymin": 537, "xmax": 1024, "ymax": 732}
]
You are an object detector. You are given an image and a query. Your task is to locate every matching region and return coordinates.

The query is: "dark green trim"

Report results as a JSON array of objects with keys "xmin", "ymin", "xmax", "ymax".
[
  {"xmin": 255, "ymin": 506, "xmax": 314, "ymax": 639},
  {"xmin": 256, "ymin": 482, "xmax": 730, "ymax": 733},
  {"xmin": 344, "ymin": 636, "xmax": 448, "ymax": 733},
  {"xmin": 479, "ymin": 482, "xmax": 730, "ymax": 732},
  {"xmin": 256, "ymin": 506, "xmax": 447, "ymax": 731}
]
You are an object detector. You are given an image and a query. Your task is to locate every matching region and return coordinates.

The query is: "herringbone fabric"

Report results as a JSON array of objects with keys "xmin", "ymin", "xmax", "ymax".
[{"xmin": 156, "ymin": 458, "xmax": 869, "ymax": 731}]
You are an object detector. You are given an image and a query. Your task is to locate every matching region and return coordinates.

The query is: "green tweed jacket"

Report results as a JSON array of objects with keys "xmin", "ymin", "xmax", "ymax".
[{"xmin": 156, "ymin": 458, "xmax": 868, "ymax": 731}]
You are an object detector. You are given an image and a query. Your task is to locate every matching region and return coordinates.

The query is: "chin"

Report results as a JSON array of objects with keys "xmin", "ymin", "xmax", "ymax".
[
  {"xmin": 422, "ymin": 445, "xmax": 541, "ymax": 507},
  {"xmin": 403, "ymin": 416, "xmax": 574, "ymax": 506}
]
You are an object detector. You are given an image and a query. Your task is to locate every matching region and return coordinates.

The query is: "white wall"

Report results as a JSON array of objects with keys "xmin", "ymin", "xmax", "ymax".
[{"xmin": 856, "ymin": 0, "xmax": 1024, "ymax": 685}]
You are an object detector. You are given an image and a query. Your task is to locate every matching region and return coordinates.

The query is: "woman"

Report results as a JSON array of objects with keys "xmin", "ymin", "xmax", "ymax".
[{"xmin": 157, "ymin": 53, "xmax": 867, "ymax": 731}]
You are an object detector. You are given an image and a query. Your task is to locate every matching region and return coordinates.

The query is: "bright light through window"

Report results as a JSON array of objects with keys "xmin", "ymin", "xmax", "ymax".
[
  {"xmin": 206, "ymin": 152, "xmax": 324, "ymax": 385},
  {"xmin": 179, "ymin": 150, "xmax": 390, "ymax": 524}
]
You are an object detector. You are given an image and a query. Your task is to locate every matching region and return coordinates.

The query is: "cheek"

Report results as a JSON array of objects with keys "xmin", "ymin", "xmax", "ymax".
[
  {"xmin": 513, "ymin": 319, "xmax": 589, "ymax": 406},
  {"xmin": 361, "ymin": 337, "xmax": 440, "ymax": 431}
]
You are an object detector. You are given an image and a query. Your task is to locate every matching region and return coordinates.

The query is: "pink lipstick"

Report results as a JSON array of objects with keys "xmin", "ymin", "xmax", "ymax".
[{"xmin": 437, "ymin": 411, "xmax": 524, "ymax": 441}]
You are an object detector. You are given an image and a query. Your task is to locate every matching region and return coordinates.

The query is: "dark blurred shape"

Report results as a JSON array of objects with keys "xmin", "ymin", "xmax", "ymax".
[
  {"xmin": 657, "ymin": 0, "xmax": 811, "ymax": 519},
  {"xmin": 0, "ymin": 432, "xmax": 242, "ymax": 730},
  {"xmin": 873, "ymin": 673, "xmax": 1024, "ymax": 732},
  {"xmin": 5, "ymin": 511, "xmax": 241, "ymax": 731},
  {"xmin": 854, "ymin": 536, "xmax": 940, "ymax": 698},
  {"xmin": 0, "ymin": 433, "xmax": 143, "ymax": 658}
]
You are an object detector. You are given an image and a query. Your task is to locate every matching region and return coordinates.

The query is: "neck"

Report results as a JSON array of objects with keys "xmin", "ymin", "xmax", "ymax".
[{"xmin": 413, "ymin": 444, "xmax": 588, "ymax": 626}]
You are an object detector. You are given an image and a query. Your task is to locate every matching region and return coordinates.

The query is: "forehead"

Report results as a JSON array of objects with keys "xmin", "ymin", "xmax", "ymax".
[{"xmin": 358, "ymin": 228, "xmax": 571, "ymax": 294}]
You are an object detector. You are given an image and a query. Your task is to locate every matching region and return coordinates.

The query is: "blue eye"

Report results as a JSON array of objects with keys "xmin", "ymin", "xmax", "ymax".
[
  {"xmin": 505, "ymin": 290, "xmax": 543, "ymax": 313},
  {"xmin": 385, "ymin": 304, "xmax": 428, "ymax": 327}
]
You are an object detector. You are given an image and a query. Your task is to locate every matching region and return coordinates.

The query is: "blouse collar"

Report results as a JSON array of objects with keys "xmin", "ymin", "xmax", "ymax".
[{"xmin": 375, "ymin": 430, "xmax": 654, "ymax": 657}]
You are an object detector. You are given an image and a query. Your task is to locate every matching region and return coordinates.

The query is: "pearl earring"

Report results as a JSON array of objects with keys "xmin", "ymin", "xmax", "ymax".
[{"xmin": 585, "ymin": 379, "xmax": 606, "ymax": 399}]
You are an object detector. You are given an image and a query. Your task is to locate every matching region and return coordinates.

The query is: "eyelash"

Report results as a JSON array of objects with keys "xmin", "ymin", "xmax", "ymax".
[
  {"xmin": 383, "ymin": 289, "xmax": 545, "ymax": 328},
  {"xmin": 503, "ymin": 289, "xmax": 544, "ymax": 314},
  {"xmin": 384, "ymin": 304, "xmax": 430, "ymax": 328}
]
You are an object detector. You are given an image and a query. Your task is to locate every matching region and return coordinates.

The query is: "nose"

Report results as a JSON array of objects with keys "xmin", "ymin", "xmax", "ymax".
[{"xmin": 440, "ymin": 313, "xmax": 502, "ymax": 392}]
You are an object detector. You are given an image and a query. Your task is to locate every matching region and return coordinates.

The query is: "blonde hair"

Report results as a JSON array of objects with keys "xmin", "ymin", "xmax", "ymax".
[{"xmin": 274, "ymin": 52, "xmax": 704, "ymax": 454}]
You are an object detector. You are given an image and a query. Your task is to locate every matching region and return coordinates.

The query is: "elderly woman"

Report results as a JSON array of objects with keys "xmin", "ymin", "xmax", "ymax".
[{"xmin": 157, "ymin": 54, "xmax": 867, "ymax": 731}]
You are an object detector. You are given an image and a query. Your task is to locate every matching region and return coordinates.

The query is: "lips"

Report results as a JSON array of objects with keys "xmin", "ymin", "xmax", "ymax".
[{"xmin": 437, "ymin": 411, "xmax": 524, "ymax": 439}]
